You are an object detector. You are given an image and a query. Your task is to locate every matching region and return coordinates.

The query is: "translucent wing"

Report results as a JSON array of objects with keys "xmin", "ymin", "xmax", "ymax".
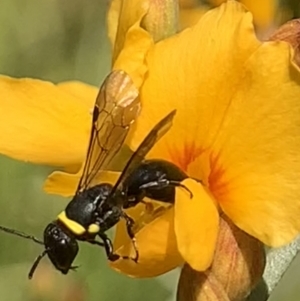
[
  {"xmin": 111, "ymin": 110, "xmax": 176, "ymax": 195},
  {"xmin": 76, "ymin": 70, "xmax": 140, "ymax": 193}
]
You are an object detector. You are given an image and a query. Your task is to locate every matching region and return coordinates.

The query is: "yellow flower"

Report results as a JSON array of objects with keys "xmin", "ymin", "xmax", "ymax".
[
  {"xmin": 1, "ymin": 0, "xmax": 300, "ymax": 280},
  {"xmin": 107, "ymin": 0, "xmax": 300, "ymax": 277}
]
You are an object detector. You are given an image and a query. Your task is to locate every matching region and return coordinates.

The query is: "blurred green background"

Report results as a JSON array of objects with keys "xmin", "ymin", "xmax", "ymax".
[{"xmin": 0, "ymin": 1, "xmax": 300, "ymax": 301}]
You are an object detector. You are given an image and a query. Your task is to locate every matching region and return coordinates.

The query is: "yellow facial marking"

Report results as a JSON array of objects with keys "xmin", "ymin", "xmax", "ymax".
[
  {"xmin": 88, "ymin": 223, "xmax": 100, "ymax": 234},
  {"xmin": 57, "ymin": 211, "xmax": 86, "ymax": 236}
]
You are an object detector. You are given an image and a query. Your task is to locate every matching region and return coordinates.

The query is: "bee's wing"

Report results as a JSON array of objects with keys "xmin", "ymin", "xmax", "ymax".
[
  {"xmin": 111, "ymin": 110, "xmax": 176, "ymax": 195},
  {"xmin": 76, "ymin": 70, "xmax": 140, "ymax": 193}
]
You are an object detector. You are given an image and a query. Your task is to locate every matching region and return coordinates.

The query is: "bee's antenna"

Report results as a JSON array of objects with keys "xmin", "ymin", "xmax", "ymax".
[
  {"xmin": 28, "ymin": 250, "xmax": 48, "ymax": 279},
  {"xmin": 0, "ymin": 225, "xmax": 44, "ymax": 245},
  {"xmin": 0, "ymin": 225, "xmax": 46, "ymax": 279}
]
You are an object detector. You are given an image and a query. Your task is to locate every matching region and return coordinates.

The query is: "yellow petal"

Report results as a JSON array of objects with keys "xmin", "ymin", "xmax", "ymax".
[
  {"xmin": 44, "ymin": 170, "xmax": 120, "ymax": 197},
  {"xmin": 57, "ymin": 81, "xmax": 98, "ymax": 101},
  {"xmin": 112, "ymin": 12, "xmax": 153, "ymax": 89},
  {"xmin": 0, "ymin": 76, "xmax": 97, "ymax": 167},
  {"xmin": 210, "ymin": 41, "xmax": 300, "ymax": 247},
  {"xmin": 210, "ymin": 0, "xmax": 277, "ymax": 29},
  {"xmin": 175, "ymin": 178, "xmax": 219, "ymax": 271},
  {"xmin": 129, "ymin": 1, "xmax": 259, "ymax": 167},
  {"xmin": 241, "ymin": 0, "xmax": 277, "ymax": 29},
  {"xmin": 111, "ymin": 204, "xmax": 183, "ymax": 277},
  {"xmin": 113, "ymin": 24, "xmax": 152, "ymax": 89},
  {"xmin": 108, "ymin": 0, "xmax": 151, "ymax": 69},
  {"xmin": 108, "ymin": 0, "xmax": 150, "ymax": 61}
]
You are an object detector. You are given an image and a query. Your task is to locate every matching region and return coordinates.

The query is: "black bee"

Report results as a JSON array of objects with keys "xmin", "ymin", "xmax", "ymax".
[{"xmin": 0, "ymin": 70, "xmax": 189, "ymax": 279}]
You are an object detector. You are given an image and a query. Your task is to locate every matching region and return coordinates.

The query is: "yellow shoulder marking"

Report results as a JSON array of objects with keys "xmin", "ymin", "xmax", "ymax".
[
  {"xmin": 57, "ymin": 211, "xmax": 86, "ymax": 236},
  {"xmin": 88, "ymin": 223, "xmax": 100, "ymax": 234}
]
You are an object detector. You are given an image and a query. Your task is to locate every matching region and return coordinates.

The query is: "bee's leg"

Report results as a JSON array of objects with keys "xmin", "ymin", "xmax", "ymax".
[
  {"xmin": 121, "ymin": 212, "xmax": 139, "ymax": 262},
  {"xmin": 98, "ymin": 233, "xmax": 119, "ymax": 261},
  {"xmin": 98, "ymin": 233, "xmax": 137, "ymax": 263},
  {"xmin": 140, "ymin": 200, "xmax": 155, "ymax": 213},
  {"xmin": 88, "ymin": 240, "xmax": 105, "ymax": 247}
]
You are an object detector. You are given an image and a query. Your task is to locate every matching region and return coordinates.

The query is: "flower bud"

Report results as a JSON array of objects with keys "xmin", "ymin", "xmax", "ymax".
[
  {"xmin": 211, "ymin": 215, "xmax": 265, "ymax": 300},
  {"xmin": 177, "ymin": 215, "xmax": 266, "ymax": 301},
  {"xmin": 177, "ymin": 266, "xmax": 230, "ymax": 301},
  {"xmin": 142, "ymin": 0, "xmax": 179, "ymax": 42}
]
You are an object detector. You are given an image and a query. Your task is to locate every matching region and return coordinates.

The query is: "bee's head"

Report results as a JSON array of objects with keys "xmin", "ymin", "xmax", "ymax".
[
  {"xmin": 42, "ymin": 221, "xmax": 79, "ymax": 276},
  {"xmin": 0, "ymin": 222, "xmax": 79, "ymax": 279}
]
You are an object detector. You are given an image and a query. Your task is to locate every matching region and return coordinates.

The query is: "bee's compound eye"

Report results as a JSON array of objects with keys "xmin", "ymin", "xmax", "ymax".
[{"xmin": 43, "ymin": 222, "xmax": 79, "ymax": 274}]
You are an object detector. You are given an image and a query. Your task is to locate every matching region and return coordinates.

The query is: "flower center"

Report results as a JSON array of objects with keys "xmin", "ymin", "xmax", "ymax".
[
  {"xmin": 169, "ymin": 143, "xmax": 228, "ymax": 203},
  {"xmin": 169, "ymin": 142, "xmax": 203, "ymax": 173}
]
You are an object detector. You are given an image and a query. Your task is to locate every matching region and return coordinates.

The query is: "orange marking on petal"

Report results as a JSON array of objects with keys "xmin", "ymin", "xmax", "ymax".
[
  {"xmin": 169, "ymin": 141, "xmax": 203, "ymax": 172},
  {"xmin": 208, "ymin": 152, "xmax": 228, "ymax": 198}
]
